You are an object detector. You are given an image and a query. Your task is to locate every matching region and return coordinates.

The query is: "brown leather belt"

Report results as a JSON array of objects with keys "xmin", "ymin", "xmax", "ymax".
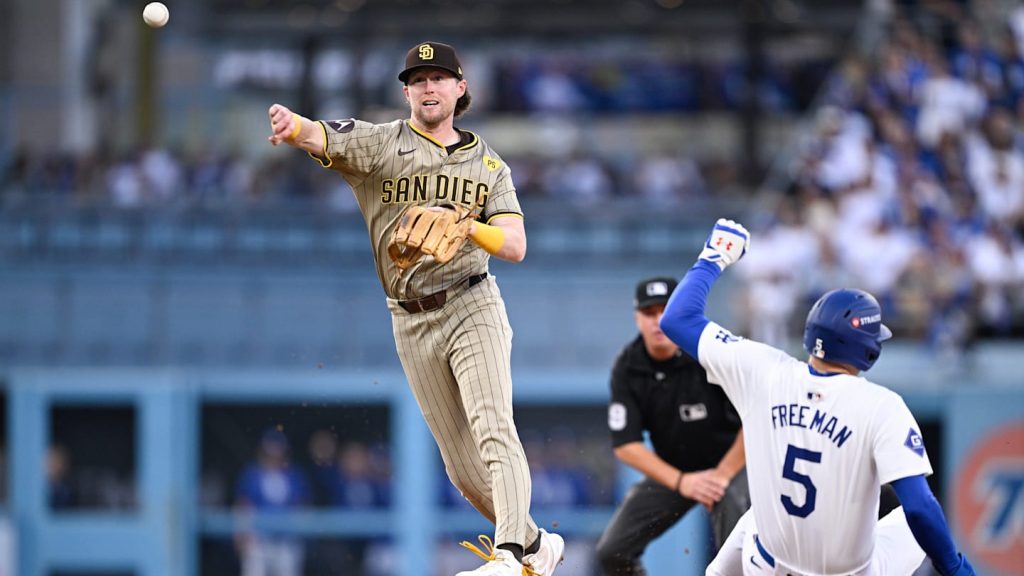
[{"xmin": 398, "ymin": 273, "xmax": 487, "ymax": 314}]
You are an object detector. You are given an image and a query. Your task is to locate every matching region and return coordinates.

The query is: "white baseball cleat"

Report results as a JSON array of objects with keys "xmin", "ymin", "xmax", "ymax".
[
  {"xmin": 522, "ymin": 529, "xmax": 565, "ymax": 576},
  {"xmin": 456, "ymin": 536, "xmax": 523, "ymax": 576}
]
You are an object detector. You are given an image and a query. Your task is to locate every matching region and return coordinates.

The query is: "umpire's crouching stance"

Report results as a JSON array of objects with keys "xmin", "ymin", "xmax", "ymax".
[{"xmin": 596, "ymin": 277, "xmax": 750, "ymax": 575}]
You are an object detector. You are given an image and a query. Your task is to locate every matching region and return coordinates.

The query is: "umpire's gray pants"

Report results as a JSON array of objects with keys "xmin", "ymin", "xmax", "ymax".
[{"xmin": 596, "ymin": 469, "xmax": 750, "ymax": 575}]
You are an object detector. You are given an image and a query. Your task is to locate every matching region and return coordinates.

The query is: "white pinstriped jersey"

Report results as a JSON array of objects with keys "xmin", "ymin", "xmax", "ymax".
[
  {"xmin": 696, "ymin": 321, "xmax": 933, "ymax": 575},
  {"xmin": 310, "ymin": 118, "xmax": 522, "ymax": 300}
]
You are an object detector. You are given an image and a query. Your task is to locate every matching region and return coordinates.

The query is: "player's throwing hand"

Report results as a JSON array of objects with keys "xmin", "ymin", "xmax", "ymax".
[
  {"xmin": 698, "ymin": 218, "xmax": 749, "ymax": 271},
  {"xmin": 267, "ymin": 103, "xmax": 299, "ymax": 146}
]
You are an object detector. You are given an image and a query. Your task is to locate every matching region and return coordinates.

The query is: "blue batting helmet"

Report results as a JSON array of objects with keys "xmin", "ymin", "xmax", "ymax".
[{"xmin": 803, "ymin": 288, "xmax": 893, "ymax": 372}]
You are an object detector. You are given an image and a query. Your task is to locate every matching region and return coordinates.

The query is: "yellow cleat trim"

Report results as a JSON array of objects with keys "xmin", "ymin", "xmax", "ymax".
[
  {"xmin": 459, "ymin": 534, "xmax": 498, "ymax": 563},
  {"xmin": 459, "ymin": 534, "xmax": 540, "ymax": 575}
]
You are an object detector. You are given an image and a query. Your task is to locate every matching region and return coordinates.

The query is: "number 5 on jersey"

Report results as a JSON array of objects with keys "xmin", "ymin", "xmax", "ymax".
[{"xmin": 782, "ymin": 444, "xmax": 822, "ymax": 518}]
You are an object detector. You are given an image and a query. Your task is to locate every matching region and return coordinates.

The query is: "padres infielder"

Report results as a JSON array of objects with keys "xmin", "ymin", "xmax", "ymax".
[
  {"xmin": 267, "ymin": 41, "xmax": 563, "ymax": 576},
  {"xmin": 659, "ymin": 220, "xmax": 977, "ymax": 576}
]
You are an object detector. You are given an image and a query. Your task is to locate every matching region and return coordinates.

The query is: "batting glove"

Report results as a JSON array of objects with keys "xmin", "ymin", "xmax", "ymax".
[{"xmin": 698, "ymin": 218, "xmax": 750, "ymax": 271}]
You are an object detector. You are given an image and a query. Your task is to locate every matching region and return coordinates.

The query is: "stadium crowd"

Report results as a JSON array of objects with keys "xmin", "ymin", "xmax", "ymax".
[
  {"xmin": 191, "ymin": 425, "xmax": 613, "ymax": 576},
  {"xmin": 491, "ymin": 51, "xmax": 829, "ymax": 114},
  {"xmin": 0, "ymin": 143, "xmax": 712, "ymax": 213},
  {"xmin": 0, "ymin": 50, "xmax": 837, "ymax": 210},
  {"xmin": 197, "ymin": 427, "xmax": 613, "ymax": 513},
  {"xmin": 1, "ymin": 10, "xmax": 1021, "ymax": 354},
  {"xmin": 738, "ymin": 14, "xmax": 1024, "ymax": 358}
]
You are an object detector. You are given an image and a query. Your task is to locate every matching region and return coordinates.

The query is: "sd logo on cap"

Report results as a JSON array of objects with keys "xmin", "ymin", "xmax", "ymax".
[{"xmin": 399, "ymin": 41, "xmax": 464, "ymax": 83}]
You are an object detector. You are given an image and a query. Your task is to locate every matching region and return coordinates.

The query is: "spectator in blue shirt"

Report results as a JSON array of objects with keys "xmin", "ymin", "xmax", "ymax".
[{"xmin": 234, "ymin": 428, "xmax": 310, "ymax": 576}]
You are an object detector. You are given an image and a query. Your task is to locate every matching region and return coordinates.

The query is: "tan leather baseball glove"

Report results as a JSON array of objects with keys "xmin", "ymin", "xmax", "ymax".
[{"xmin": 387, "ymin": 203, "xmax": 475, "ymax": 270}]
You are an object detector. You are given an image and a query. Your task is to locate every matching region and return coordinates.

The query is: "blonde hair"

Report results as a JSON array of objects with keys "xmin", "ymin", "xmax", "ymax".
[{"xmin": 454, "ymin": 90, "xmax": 472, "ymax": 119}]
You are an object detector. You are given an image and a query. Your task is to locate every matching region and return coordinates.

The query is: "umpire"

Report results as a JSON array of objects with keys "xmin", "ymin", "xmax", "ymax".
[{"xmin": 596, "ymin": 277, "xmax": 749, "ymax": 575}]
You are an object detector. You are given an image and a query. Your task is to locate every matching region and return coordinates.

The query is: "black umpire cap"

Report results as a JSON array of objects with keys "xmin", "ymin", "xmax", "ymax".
[
  {"xmin": 399, "ymin": 41, "xmax": 464, "ymax": 83},
  {"xmin": 634, "ymin": 277, "xmax": 678, "ymax": 310}
]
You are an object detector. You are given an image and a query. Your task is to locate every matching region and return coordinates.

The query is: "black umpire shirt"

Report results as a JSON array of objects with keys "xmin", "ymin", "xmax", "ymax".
[{"xmin": 608, "ymin": 335, "xmax": 741, "ymax": 472}]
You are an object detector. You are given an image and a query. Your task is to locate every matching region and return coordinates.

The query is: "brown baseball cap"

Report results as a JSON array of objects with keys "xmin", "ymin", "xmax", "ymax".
[{"xmin": 398, "ymin": 41, "xmax": 464, "ymax": 83}]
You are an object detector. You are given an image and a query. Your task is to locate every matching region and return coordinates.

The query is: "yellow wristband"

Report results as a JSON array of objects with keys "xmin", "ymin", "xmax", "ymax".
[
  {"xmin": 289, "ymin": 113, "xmax": 303, "ymax": 140},
  {"xmin": 469, "ymin": 222, "xmax": 505, "ymax": 255}
]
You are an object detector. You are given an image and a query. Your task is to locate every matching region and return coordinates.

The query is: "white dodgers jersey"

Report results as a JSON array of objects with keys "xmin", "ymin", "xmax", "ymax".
[{"xmin": 697, "ymin": 322, "xmax": 933, "ymax": 575}]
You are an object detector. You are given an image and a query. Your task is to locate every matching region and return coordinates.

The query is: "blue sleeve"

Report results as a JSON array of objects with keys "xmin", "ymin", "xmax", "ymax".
[
  {"xmin": 659, "ymin": 259, "xmax": 721, "ymax": 360},
  {"xmin": 891, "ymin": 475, "xmax": 964, "ymax": 576}
]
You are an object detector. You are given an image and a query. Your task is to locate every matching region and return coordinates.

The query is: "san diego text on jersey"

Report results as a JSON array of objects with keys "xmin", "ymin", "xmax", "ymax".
[{"xmin": 381, "ymin": 173, "xmax": 490, "ymax": 207}]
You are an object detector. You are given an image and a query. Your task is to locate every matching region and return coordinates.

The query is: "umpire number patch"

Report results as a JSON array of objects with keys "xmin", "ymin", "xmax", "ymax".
[{"xmin": 609, "ymin": 403, "xmax": 627, "ymax": 431}]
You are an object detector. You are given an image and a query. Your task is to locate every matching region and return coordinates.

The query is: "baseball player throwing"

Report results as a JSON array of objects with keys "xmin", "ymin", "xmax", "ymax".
[
  {"xmin": 267, "ymin": 41, "xmax": 563, "ymax": 576},
  {"xmin": 658, "ymin": 219, "xmax": 976, "ymax": 576}
]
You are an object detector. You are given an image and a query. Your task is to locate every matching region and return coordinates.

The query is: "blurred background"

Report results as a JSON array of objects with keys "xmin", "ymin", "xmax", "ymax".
[{"xmin": 0, "ymin": 0, "xmax": 1022, "ymax": 575}]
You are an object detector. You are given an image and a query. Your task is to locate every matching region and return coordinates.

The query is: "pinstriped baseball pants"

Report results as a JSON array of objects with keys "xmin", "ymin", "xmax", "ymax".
[{"xmin": 388, "ymin": 275, "xmax": 540, "ymax": 547}]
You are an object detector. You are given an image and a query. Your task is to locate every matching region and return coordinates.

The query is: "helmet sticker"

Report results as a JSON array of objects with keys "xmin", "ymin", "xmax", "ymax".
[
  {"xmin": 813, "ymin": 338, "xmax": 825, "ymax": 358},
  {"xmin": 851, "ymin": 314, "xmax": 881, "ymax": 328}
]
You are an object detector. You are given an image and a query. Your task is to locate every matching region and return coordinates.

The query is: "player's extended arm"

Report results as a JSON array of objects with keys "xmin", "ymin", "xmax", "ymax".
[
  {"xmin": 613, "ymin": 442, "xmax": 724, "ymax": 508},
  {"xmin": 891, "ymin": 475, "xmax": 977, "ymax": 576},
  {"xmin": 660, "ymin": 219, "xmax": 750, "ymax": 359},
  {"xmin": 469, "ymin": 215, "xmax": 526, "ymax": 262},
  {"xmin": 267, "ymin": 103, "xmax": 327, "ymax": 157}
]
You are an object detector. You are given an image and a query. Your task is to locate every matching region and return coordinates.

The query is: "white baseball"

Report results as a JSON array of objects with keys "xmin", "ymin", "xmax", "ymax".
[{"xmin": 143, "ymin": 2, "xmax": 169, "ymax": 28}]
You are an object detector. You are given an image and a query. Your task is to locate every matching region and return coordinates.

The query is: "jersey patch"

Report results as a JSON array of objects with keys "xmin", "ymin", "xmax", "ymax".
[
  {"xmin": 679, "ymin": 403, "xmax": 708, "ymax": 422},
  {"xmin": 905, "ymin": 428, "xmax": 926, "ymax": 457},
  {"xmin": 483, "ymin": 156, "xmax": 501, "ymax": 171},
  {"xmin": 326, "ymin": 119, "xmax": 355, "ymax": 133},
  {"xmin": 609, "ymin": 403, "xmax": 627, "ymax": 431}
]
